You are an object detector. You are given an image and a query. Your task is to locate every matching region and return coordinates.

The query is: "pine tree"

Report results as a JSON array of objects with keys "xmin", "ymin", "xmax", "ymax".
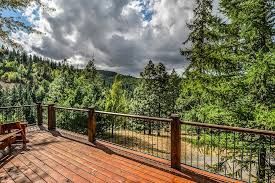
[
  {"xmin": 217, "ymin": 0, "xmax": 275, "ymax": 127},
  {"xmin": 84, "ymin": 58, "xmax": 97, "ymax": 80},
  {"xmin": 168, "ymin": 69, "xmax": 181, "ymax": 113},
  {"xmin": 240, "ymin": 0, "xmax": 275, "ymax": 127},
  {"xmin": 154, "ymin": 63, "xmax": 169, "ymax": 117},
  {"xmin": 105, "ymin": 75, "xmax": 128, "ymax": 113},
  {"xmin": 181, "ymin": 0, "xmax": 219, "ymax": 73},
  {"xmin": 133, "ymin": 61, "xmax": 177, "ymax": 118},
  {"xmin": 177, "ymin": 0, "xmax": 221, "ymax": 122},
  {"xmin": 138, "ymin": 60, "xmax": 157, "ymax": 116}
]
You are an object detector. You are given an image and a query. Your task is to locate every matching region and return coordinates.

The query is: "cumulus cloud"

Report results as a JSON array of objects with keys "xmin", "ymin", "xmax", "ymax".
[{"xmin": 18, "ymin": 0, "xmax": 195, "ymax": 75}]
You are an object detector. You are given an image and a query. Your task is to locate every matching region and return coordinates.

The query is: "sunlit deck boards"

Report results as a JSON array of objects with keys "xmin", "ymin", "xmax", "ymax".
[{"xmin": 0, "ymin": 128, "xmax": 196, "ymax": 183}]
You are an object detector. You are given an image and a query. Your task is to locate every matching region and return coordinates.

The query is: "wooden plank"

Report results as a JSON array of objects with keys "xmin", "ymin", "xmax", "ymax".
[
  {"xmin": 32, "ymin": 133, "xmax": 143, "ymax": 182},
  {"xmin": 23, "ymin": 135, "xmax": 100, "ymax": 183},
  {"xmin": 45, "ymin": 142, "xmax": 150, "ymax": 182},
  {"xmin": 10, "ymin": 157, "xmax": 46, "ymax": 183},
  {"xmin": 39, "ymin": 136, "xmax": 182, "ymax": 183},
  {"xmin": 40, "ymin": 141, "xmax": 161, "ymax": 183},
  {"xmin": 17, "ymin": 155, "xmax": 57, "ymax": 183},
  {"xmin": 52, "ymin": 135, "xmax": 191, "ymax": 183},
  {"xmin": 30, "ymin": 151, "xmax": 90, "ymax": 183},
  {"xmin": 34, "ymin": 146, "xmax": 112, "ymax": 182},
  {"xmin": 22, "ymin": 153, "xmax": 69, "ymax": 183},
  {"xmin": 32, "ymin": 150, "xmax": 104, "ymax": 183},
  {"xmin": 47, "ymin": 132, "xmax": 239, "ymax": 183},
  {"xmin": 0, "ymin": 168, "xmax": 15, "ymax": 183},
  {"xmin": 30, "ymin": 134, "xmax": 127, "ymax": 183},
  {"xmin": 34, "ymin": 132, "xmax": 192, "ymax": 183},
  {"xmin": 3, "ymin": 161, "xmax": 32, "ymax": 183},
  {"xmin": 49, "ymin": 136, "xmax": 175, "ymax": 182}
]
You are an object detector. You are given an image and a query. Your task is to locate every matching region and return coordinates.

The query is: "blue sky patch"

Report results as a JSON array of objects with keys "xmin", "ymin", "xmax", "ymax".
[
  {"xmin": 0, "ymin": 7, "xmax": 40, "ymax": 29},
  {"xmin": 138, "ymin": 0, "xmax": 153, "ymax": 21}
]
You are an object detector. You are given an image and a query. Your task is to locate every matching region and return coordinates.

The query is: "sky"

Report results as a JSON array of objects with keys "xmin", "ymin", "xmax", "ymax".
[{"xmin": 8, "ymin": 0, "xmax": 195, "ymax": 76}]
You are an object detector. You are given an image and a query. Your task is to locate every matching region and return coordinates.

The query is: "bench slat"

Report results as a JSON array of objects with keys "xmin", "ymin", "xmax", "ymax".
[{"xmin": 0, "ymin": 130, "xmax": 22, "ymax": 142}]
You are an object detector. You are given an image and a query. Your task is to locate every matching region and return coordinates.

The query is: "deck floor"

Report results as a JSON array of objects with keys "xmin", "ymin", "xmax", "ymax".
[{"xmin": 0, "ymin": 128, "xmax": 196, "ymax": 183}]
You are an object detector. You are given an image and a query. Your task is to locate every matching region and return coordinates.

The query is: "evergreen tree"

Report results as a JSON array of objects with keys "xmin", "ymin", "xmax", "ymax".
[
  {"xmin": 84, "ymin": 58, "xmax": 97, "ymax": 80},
  {"xmin": 177, "ymin": 0, "xmax": 222, "ymax": 122},
  {"xmin": 215, "ymin": 0, "xmax": 275, "ymax": 127},
  {"xmin": 134, "ymin": 60, "xmax": 157, "ymax": 116},
  {"xmin": 105, "ymin": 75, "xmax": 128, "ymax": 113},
  {"xmin": 168, "ymin": 69, "xmax": 181, "ymax": 113},
  {"xmin": 154, "ymin": 63, "xmax": 169, "ymax": 117},
  {"xmin": 133, "ymin": 61, "xmax": 180, "ymax": 118}
]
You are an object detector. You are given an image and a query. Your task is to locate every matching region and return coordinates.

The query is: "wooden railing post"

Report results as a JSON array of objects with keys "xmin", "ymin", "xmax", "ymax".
[
  {"xmin": 37, "ymin": 102, "xmax": 43, "ymax": 126},
  {"xmin": 48, "ymin": 104, "xmax": 56, "ymax": 130},
  {"xmin": 88, "ymin": 107, "xmax": 96, "ymax": 143},
  {"xmin": 171, "ymin": 114, "xmax": 181, "ymax": 170},
  {"xmin": 258, "ymin": 135, "xmax": 266, "ymax": 182}
]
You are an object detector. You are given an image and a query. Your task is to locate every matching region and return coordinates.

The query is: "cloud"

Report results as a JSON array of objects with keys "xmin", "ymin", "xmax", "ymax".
[{"xmin": 18, "ymin": 0, "xmax": 195, "ymax": 76}]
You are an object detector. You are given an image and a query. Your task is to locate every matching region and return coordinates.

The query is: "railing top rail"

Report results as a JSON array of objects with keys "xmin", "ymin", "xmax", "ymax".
[
  {"xmin": 182, "ymin": 120, "xmax": 275, "ymax": 137},
  {"xmin": 95, "ymin": 110, "xmax": 172, "ymax": 123},
  {"xmin": 5, "ymin": 104, "xmax": 273, "ymax": 136},
  {"xmin": 55, "ymin": 106, "xmax": 89, "ymax": 112},
  {"xmin": 0, "ymin": 105, "xmax": 36, "ymax": 109}
]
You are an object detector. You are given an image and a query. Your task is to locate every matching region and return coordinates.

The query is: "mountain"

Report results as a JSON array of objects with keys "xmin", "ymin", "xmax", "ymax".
[{"xmin": 97, "ymin": 70, "xmax": 139, "ymax": 91}]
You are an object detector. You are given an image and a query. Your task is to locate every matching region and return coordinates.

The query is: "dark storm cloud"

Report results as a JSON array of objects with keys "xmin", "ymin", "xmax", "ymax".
[{"xmin": 32, "ymin": 0, "xmax": 194, "ymax": 75}]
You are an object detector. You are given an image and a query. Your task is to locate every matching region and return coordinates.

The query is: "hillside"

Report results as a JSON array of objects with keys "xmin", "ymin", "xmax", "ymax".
[
  {"xmin": 97, "ymin": 70, "xmax": 139, "ymax": 90},
  {"xmin": 0, "ymin": 48, "xmax": 138, "ymax": 91}
]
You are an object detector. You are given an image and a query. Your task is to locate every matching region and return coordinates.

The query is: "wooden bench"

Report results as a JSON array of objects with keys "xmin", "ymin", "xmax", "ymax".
[
  {"xmin": 0, "ymin": 122, "xmax": 28, "ymax": 147},
  {"xmin": 0, "ymin": 130, "xmax": 22, "ymax": 158}
]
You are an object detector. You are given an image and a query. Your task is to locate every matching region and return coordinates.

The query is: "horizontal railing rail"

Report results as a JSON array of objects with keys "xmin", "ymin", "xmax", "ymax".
[
  {"xmin": 182, "ymin": 121, "xmax": 275, "ymax": 137},
  {"xmin": 55, "ymin": 106, "xmax": 89, "ymax": 112},
  {"xmin": 95, "ymin": 110, "xmax": 172, "ymax": 123},
  {"xmin": 0, "ymin": 105, "xmax": 37, "ymax": 125}
]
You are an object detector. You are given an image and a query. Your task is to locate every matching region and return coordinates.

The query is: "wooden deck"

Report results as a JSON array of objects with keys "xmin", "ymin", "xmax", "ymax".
[{"xmin": 0, "ymin": 127, "xmax": 239, "ymax": 183}]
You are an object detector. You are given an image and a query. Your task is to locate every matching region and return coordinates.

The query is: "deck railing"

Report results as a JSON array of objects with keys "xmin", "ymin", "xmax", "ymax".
[
  {"xmin": 54, "ymin": 106, "xmax": 89, "ymax": 135},
  {"xmin": 181, "ymin": 121, "xmax": 275, "ymax": 182},
  {"xmin": 0, "ymin": 105, "xmax": 37, "ymax": 125},
  {"xmin": 1, "ymin": 103, "xmax": 274, "ymax": 182},
  {"xmin": 95, "ymin": 111, "xmax": 173, "ymax": 161}
]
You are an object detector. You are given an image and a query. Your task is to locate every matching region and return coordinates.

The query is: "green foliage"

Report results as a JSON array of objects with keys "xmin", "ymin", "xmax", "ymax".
[
  {"xmin": 105, "ymin": 75, "xmax": 128, "ymax": 113},
  {"xmin": 132, "ymin": 60, "xmax": 181, "ymax": 117},
  {"xmin": 178, "ymin": 0, "xmax": 275, "ymax": 129}
]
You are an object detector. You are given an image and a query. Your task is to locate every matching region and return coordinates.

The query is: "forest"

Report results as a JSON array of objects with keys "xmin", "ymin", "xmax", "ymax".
[
  {"xmin": 0, "ymin": 0, "xmax": 274, "ymax": 131},
  {"xmin": 0, "ymin": 47, "xmax": 181, "ymax": 117}
]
